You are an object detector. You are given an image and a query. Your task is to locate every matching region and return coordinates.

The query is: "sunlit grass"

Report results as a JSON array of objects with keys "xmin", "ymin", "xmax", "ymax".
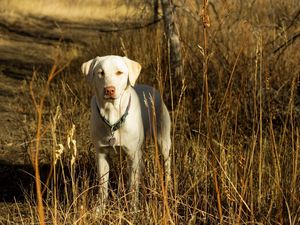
[{"xmin": 1, "ymin": 0, "xmax": 141, "ymax": 21}]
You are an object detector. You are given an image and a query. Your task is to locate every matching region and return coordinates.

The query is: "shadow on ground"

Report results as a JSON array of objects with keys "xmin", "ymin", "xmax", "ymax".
[{"xmin": 0, "ymin": 164, "xmax": 47, "ymax": 202}]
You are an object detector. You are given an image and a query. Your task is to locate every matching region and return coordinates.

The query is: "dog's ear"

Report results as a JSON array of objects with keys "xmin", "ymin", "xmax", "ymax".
[
  {"xmin": 123, "ymin": 57, "xmax": 142, "ymax": 86},
  {"xmin": 81, "ymin": 59, "xmax": 94, "ymax": 76},
  {"xmin": 81, "ymin": 58, "xmax": 99, "ymax": 82}
]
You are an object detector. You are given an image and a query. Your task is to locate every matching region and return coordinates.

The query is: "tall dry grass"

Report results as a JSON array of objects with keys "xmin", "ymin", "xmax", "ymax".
[{"xmin": 4, "ymin": 0, "xmax": 300, "ymax": 224}]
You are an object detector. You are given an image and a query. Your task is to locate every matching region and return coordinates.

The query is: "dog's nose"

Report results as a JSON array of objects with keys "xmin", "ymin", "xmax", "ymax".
[{"xmin": 104, "ymin": 86, "xmax": 115, "ymax": 98}]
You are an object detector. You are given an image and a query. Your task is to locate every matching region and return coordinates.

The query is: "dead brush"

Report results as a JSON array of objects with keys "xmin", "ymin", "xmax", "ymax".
[{"xmin": 29, "ymin": 63, "xmax": 67, "ymax": 225}]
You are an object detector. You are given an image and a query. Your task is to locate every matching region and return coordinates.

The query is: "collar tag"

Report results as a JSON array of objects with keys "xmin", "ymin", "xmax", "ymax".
[{"xmin": 108, "ymin": 136, "xmax": 116, "ymax": 147}]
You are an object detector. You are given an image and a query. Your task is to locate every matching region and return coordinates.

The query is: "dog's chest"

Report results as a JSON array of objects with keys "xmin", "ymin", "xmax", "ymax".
[
  {"xmin": 91, "ymin": 95, "xmax": 143, "ymax": 153},
  {"xmin": 105, "ymin": 129, "xmax": 122, "ymax": 147},
  {"xmin": 96, "ymin": 118, "xmax": 134, "ymax": 148}
]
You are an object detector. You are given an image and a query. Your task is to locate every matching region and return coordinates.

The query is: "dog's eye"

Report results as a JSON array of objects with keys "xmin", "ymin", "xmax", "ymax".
[
  {"xmin": 116, "ymin": 71, "xmax": 123, "ymax": 76},
  {"xmin": 97, "ymin": 70, "xmax": 105, "ymax": 77}
]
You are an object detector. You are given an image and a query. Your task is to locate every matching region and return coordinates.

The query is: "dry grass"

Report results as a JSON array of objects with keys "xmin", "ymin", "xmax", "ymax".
[
  {"xmin": 1, "ymin": 0, "xmax": 300, "ymax": 224},
  {"xmin": 1, "ymin": 0, "xmax": 141, "ymax": 21}
]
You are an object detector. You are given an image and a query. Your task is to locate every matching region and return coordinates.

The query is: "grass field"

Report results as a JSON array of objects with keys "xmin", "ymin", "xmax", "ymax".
[{"xmin": 1, "ymin": 0, "xmax": 300, "ymax": 224}]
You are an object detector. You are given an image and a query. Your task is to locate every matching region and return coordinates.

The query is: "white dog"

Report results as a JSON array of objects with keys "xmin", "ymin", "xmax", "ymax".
[{"xmin": 81, "ymin": 55, "xmax": 171, "ymax": 211}]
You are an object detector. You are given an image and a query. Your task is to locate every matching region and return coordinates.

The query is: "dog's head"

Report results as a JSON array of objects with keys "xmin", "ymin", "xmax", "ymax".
[{"xmin": 81, "ymin": 55, "xmax": 141, "ymax": 100}]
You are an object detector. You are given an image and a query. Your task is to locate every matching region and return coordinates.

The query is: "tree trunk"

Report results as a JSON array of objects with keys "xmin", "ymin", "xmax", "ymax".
[{"xmin": 161, "ymin": 0, "xmax": 182, "ymax": 77}]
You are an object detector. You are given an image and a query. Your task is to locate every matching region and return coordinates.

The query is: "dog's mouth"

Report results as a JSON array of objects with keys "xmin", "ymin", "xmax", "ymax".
[{"xmin": 103, "ymin": 95, "xmax": 117, "ymax": 101}]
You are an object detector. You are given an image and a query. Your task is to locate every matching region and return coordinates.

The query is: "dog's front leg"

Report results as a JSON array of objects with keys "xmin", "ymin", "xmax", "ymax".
[
  {"xmin": 128, "ymin": 149, "xmax": 142, "ymax": 210},
  {"xmin": 96, "ymin": 151, "xmax": 109, "ymax": 215}
]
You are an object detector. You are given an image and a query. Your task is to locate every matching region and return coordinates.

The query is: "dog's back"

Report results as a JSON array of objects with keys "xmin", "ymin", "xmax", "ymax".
[{"xmin": 134, "ymin": 84, "xmax": 171, "ymax": 141}]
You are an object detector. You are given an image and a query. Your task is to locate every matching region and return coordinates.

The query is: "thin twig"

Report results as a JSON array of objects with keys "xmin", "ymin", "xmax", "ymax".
[{"xmin": 273, "ymin": 31, "xmax": 300, "ymax": 54}]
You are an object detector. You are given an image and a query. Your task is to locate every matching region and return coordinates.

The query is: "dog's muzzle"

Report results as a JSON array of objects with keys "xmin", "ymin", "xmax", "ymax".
[{"xmin": 104, "ymin": 86, "xmax": 116, "ymax": 98}]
